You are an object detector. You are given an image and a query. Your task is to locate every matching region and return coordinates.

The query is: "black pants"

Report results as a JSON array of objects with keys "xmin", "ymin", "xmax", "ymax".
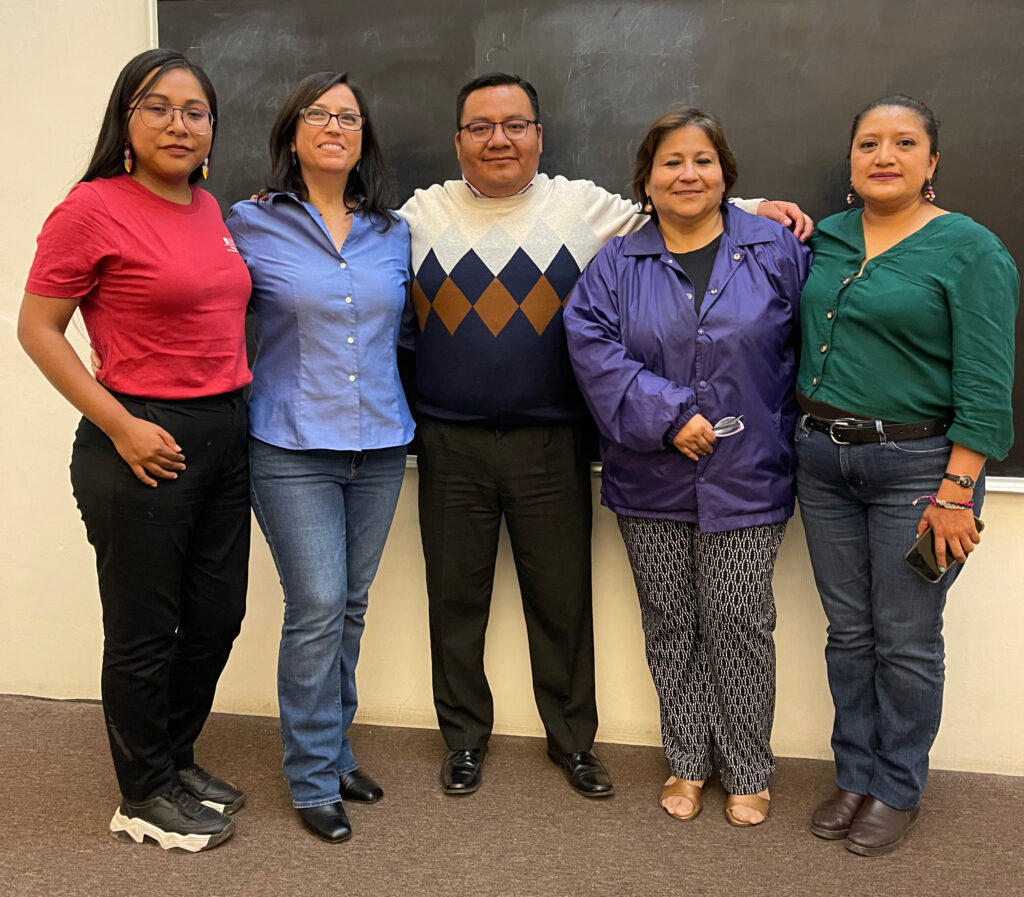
[
  {"xmin": 416, "ymin": 418, "xmax": 598, "ymax": 754},
  {"xmin": 70, "ymin": 391, "xmax": 250, "ymax": 802}
]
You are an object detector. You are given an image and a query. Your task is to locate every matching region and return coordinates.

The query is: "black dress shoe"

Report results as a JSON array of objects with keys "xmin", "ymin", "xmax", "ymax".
[
  {"xmin": 810, "ymin": 787, "xmax": 866, "ymax": 839},
  {"xmin": 441, "ymin": 748, "xmax": 485, "ymax": 795},
  {"xmin": 298, "ymin": 802, "xmax": 352, "ymax": 843},
  {"xmin": 548, "ymin": 750, "xmax": 615, "ymax": 798},
  {"xmin": 339, "ymin": 768, "xmax": 384, "ymax": 803},
  {"xmin": 846, "ymin": 796, "xmax": 919, "ymax": 856}
]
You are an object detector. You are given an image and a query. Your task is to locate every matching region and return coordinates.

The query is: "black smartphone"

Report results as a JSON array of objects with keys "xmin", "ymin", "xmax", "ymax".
[{"xmin": 904, "ymin": 517, "xmax": 985, "ymax": 583}]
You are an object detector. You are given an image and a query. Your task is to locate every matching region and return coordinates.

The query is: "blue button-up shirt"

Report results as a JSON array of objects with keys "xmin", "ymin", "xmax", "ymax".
[
  {"xmin": 565, "ymin": 206, "xmax": 811, "ymax": 532},
  {"xmin": 226, "ymin": 194, "xmax": 415, "ymax": 451}
]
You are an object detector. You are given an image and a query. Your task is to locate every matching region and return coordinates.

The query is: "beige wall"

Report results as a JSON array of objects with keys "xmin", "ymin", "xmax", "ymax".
[{"xmin": 2, "ymin": 0, "xmax": 1021, "ymax": 777}]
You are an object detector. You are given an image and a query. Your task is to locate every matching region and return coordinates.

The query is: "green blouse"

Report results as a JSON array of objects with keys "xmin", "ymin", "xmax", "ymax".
[{"xmin": 798, "ymin": 209, "xmax": 1019, "ymax": 460}]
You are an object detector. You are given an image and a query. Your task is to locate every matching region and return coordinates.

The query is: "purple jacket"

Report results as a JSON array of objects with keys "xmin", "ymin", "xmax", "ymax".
[{"xmin": 564, "ymin": 207, "xmax": 811, "ymax": 532}]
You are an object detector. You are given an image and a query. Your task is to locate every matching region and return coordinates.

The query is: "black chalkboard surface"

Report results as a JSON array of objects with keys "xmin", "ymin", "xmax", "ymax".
[{"xmin": 159, "ymin": 0, "xmax": 1023, "ymax": 476}]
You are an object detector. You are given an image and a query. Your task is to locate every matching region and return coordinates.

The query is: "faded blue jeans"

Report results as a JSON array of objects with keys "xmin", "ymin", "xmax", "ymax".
[
  {"xmin": 250, "ymin": 439, "xmax": 407, "ymax": 808},
  {"xmin": 794, "ymin": 421, "xmax": 984, "ymax": 810}
]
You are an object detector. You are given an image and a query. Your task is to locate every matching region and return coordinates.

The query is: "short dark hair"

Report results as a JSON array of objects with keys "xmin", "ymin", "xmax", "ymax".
[
  {"xmin": 849, "ymin": 94, "xmax": 940, "ymax": 191},
  {"xmin": 631, "ymin": 107, "xmax": 738, "ymax": 217},
  {"xmin": 455, "ymin": 72, "xmax": 540, "ymax": 128},
  {"xmin": 81, "ymin": 48, "xmax": 217, "ymax": 186},
  {"xmin": 264, "ymin": 72, "xmax": 397, "ymax": 230}
]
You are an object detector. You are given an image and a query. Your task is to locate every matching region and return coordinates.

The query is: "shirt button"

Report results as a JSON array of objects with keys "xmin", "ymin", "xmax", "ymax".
[
  {"xmin": 710, "ymin": 288, "xmax": 718, "ymax": 294},
  {"xmin": 812, "ymin": 376, "xmax": 820, "ymax": 386},
  {"xmin": 842, "ymin": 277, "xmax": 851, "ymax": 285},
  {"xmin": 340, "ymin": 262, "xmax": 347, "ymax": 269},
  {"xmin": 826, "ymin": 310, "xmax": 835, "ymax": 319},
  {"xmin": 348, "ymin": 375, "xmax": 356, "ymax": 382},
  {"xmin": 733, "ymin": 253, "xmax": 741, "ymax": 260},
  {"xmin": 687, "ymin": 293, "xmax": 693, "ymax": 300},
  {"xmin": 345, "ymin": 296, "xmax": 352, "ymax": 303},
  {"xmin": 347, "ymin": 337, "xmax": 355, "ymax": 344},
  {"xmin": 699, "ymin": 381, "xmax": 707, "ymax": 388},
  {"xmin": 819, "ymin": 344, "xmax": 828, "ymax": 353},
  {"xmin": 697, "ymin": 328, "xmax": 704, "ymax": 335}
]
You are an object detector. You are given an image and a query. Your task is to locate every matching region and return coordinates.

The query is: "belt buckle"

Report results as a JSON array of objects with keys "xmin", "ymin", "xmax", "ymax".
[{"xmin": 827, "ymin": 418, "xmax": 859, "ymax": 445}]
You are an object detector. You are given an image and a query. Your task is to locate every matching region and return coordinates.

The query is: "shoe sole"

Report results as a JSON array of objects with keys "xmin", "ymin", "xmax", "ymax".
[
  {"xmin": 810, "ymin": 823, "xmax": 850, "ymax": 840},
  {"xmin": 109, "ymin": 809, "xmax": 234, "ymax": 853},
  {"xmin": 442, "ymin": 780, "xmax": 482, "ymax": 796}
]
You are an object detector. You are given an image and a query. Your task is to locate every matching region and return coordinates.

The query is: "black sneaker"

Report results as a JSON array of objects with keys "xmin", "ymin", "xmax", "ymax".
[
  {"xmin": 109, "ymin": 788, "xmax": 235, "ymax": 852},
  {"xmin": 177, "ymin": 764, "xmax": 245, "ymax": 814}
]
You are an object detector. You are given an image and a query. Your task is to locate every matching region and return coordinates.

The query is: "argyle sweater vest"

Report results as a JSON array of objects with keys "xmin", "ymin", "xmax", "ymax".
[{"xmin": 399, "ymin": 175, "xmax": 640, "ymax": 427}]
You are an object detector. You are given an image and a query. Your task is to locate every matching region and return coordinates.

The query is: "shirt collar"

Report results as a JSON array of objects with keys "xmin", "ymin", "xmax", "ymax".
[
  {"xmin": 462, "ymin": 174, "xmax": 537, "ymax": 199},
  {"xmin": 622, "ymin": 204, "xmax": 781, "ymax": 256}
]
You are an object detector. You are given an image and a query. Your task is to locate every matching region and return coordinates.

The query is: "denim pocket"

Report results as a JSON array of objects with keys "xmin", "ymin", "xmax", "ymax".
[{"xmin": 886, "ymin": 435, "xmax": 952, "ymax": 455}]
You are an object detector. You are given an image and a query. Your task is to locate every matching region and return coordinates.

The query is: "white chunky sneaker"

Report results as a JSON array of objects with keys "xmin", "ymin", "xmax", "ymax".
[{"xmin": 109, "ymin": 787, "xmax": 235, "ymax": 852}]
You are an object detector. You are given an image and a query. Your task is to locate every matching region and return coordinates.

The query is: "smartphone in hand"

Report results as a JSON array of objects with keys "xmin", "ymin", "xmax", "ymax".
[{"xmin": 904, "ymin": 517, "xmax": 985, "ymax": 583}]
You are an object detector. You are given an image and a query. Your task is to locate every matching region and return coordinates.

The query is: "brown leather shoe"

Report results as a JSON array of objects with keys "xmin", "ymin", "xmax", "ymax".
[
  {"xmin": 810, "ymin": 788, "xmax": 866, "ymax": 839},
  {"xmin": 846, "ymin": 796, "xmax": 919, "ymax": 856}
]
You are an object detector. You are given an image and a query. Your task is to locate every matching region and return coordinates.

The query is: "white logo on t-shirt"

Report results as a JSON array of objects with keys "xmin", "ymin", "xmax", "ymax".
[{"xmin": 223, "ymin": 236, "xmax": 239, "ymax": 253}]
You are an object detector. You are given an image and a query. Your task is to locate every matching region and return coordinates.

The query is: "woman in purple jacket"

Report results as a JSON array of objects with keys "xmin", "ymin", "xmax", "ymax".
[{"xmin": 565, "ymin": 108, "xmax": 810, "ymax": 827}]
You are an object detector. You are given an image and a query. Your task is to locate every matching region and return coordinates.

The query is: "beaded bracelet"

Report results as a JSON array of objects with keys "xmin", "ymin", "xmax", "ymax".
[{"xmin": 912, "ymin": 494, "xmax": 975, "ymax": 510}]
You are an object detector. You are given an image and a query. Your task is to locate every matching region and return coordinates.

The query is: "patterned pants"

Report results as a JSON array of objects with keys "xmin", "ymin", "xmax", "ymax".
[{"xmin": 617, "ymin": 516, "xmax": 786, "ymax": 794}]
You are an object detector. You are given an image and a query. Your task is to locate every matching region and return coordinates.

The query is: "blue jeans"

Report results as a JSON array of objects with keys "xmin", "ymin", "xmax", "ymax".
[
  {"xmin": 794, "ymin": 422, "xmax": 984, "ymax": 809},
  {"xmin": 250, "ymin": 439, "xmax": 407, "ymax": 808}
]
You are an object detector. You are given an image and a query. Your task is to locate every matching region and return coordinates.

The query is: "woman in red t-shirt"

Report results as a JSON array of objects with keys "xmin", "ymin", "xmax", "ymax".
[{"xmin": 18, "ymin": 49, "xmax": 251, "ymax": 853}]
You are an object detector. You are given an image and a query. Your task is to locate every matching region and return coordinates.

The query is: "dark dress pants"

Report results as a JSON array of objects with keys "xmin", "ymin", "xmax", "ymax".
[
  {"xmin": 70, "ymin": 391, "xmax": 250, "ymax": 802},
  {"xmin": 416, "ymin": 418, "xmax": 598, "ymax": 754}
]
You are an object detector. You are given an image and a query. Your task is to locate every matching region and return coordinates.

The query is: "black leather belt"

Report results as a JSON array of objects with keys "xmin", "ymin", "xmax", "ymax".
[{"xmin": 804, "ymin": 414, "xmax": 951, "ymax": 445}]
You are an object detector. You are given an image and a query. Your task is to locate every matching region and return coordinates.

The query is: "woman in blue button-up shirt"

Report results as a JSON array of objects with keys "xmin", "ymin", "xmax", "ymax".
[
  {"xmin": 226, "ymin": 73, "xmax": 414, "ymax": 843},
  {"xmin": 565, "ymin": 108, "xmax": 810, "ymax": 827}
]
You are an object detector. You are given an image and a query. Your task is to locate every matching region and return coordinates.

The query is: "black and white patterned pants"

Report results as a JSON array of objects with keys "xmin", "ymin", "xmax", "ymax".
[{"xmin": 617, "ymin": 516, "xmax": 786, "ymax": 794}]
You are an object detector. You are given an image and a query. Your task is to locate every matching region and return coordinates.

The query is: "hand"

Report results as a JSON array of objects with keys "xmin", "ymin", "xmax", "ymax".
[
  {"xmin": 917, "ymin": 505, "xmax": 981, "ymax": 570},
  {"xmin": 672, "ymin": 413, "xmax": 716, "ymax": 461},
  {"xmin": 109, "ymin": 416, "xmax": 186, "ymax": 487},
  {"xmin": 757, "ymin": 200, "xmax": 814, "ymax": 242},
  {"xmin": 90, "ymin": 346, "xmax": 102, "ymax": 376}
]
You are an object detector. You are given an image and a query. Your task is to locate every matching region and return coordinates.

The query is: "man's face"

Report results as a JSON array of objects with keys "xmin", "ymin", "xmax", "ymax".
[{"xmin": 455, "ymin": 85, "xmax": 543, "ymax": 197}]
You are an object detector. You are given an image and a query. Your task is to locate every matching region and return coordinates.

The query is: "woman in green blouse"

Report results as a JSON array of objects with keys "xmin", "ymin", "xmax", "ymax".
[{"xmin": 794, "ymin": 95, "xmax": 1018, "ymax": 857}]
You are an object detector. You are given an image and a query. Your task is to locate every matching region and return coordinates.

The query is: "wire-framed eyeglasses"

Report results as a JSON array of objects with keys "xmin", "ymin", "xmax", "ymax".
[
  {"xmin": 299, "ymin": 108, "xmax": 365, "ymax": 131},
  {"xmin": 131, "ymin": 103, "xmax": 214, "ymax": 135},
  {"xmin": 459, "ymin": 118, "xmax": 539, "ymax": 142}
]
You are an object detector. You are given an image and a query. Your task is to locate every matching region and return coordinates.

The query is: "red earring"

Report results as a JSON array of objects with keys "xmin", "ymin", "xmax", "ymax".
[{"xmin": 123, "ymin": 143, "xmax": 133, "ymax": 174}]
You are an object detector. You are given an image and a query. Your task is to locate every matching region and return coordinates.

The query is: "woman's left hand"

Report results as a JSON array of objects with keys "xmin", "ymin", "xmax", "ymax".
[{"xmin": 917, "ymin": 504, "xmax": 981, "ymax": 569}]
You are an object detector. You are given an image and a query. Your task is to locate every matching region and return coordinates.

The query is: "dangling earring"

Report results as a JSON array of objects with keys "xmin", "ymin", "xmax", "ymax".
[
  {"xmin": 846, "ymin": 183, "xmax": 855, "ymax": 206},
  {"xmin": 202, "ymin": 157, "xmax": 210, "ymax": 180},
  {"xmin": 123, "ymin": 143, "xmax": 133, "ymax": 174},
  {"xmin": 923, "ymin": 179, "xmax": 936, "ymax": 202},
  {"xmin": 643, "ymin": 195, "xmax": 653, "ymax": 213}
]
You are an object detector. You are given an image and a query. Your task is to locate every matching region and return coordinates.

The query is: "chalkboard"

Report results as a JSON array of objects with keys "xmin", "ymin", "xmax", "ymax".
[{"xmin": 159, "ymin": 0, "xmax": 1024, "ymax": 476}]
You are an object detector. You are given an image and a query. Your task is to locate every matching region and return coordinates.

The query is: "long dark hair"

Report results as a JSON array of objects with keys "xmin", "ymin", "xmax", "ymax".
[
  {"xmin": 81, "ymin": 48, "xmax": 217, "ymax": 186},
  {"xmin": 265, "ymin": 72, "xmax": 397, "ymax": 230}
]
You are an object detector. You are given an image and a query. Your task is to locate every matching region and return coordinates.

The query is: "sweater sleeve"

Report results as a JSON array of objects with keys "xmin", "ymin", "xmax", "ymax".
[
  {"xmin": 564, "ymin": 241, "xmax": 698, "ymax": 452},
  {"xmin": 944, "ymin": 232, "xmax": 1019, "ymax": 460}
]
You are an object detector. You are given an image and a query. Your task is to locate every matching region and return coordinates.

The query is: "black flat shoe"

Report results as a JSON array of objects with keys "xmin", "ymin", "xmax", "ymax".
[
  {"xmin": 298, "ymin": 802, "xmax": 352, "ymax": 842},
  {"xmin": 441, "ymin": 748, "xmax": 485, "ymax": 795},
  {"xmin": 339, "ymin": 768, "xmax": 384, "ymax": 803},
  {"xmin": 548, "ymin": 750, "xmax": 615, "ymax": 798}
]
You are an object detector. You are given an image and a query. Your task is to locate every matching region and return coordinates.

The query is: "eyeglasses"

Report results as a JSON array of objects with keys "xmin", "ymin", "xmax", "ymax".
[
  {"xmin": 131, "ymin": 103, "xmax": 214, "ymax": 135},
  {"xmin": 299, "ymin": 108, "xmax": 365, "ymax": 131},
  {"xmin": 712, "ymin": 415, "xmax": 745, "ymax": 438},
  {"xmin": 459, "ymin": 118, "xmax": 538, "ymax": 142}
]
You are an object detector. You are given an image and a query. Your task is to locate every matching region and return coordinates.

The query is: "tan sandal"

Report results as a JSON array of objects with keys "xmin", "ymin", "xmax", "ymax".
[
  {"xmin": 725, "ymin": 792, "xmax": 770, "ymax": 827},
  {"xmin": 660, "ymin": 779, "xmax": 703, "ymax": 820}
]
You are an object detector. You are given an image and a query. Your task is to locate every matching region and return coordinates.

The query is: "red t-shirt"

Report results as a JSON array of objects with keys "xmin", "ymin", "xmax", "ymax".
[{"xmin": 26, "ymin": 175, "xmax": 252, "ymax": 398}]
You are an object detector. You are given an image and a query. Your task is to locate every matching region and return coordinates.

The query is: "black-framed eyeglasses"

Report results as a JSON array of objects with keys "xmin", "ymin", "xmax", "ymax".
[
  {"xmin": 299, "ymin": 108, "xmax": 365, "ymax": 131},
  {"xmin": 131, "ymin": 103, "xmax": 214, "ymax": 135},
  {"xmin": 459, "ymin": 118, "xmax": 539, "ymax": 142}
]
